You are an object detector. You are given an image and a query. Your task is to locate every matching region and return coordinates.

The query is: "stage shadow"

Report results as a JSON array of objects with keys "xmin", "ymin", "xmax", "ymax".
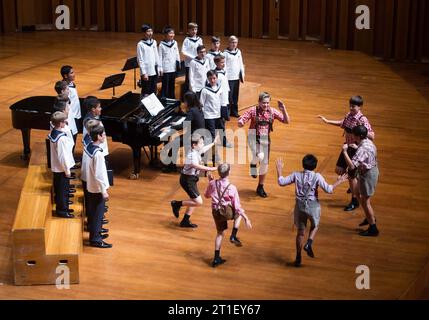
[{"xmin": 0, "ymin": 152, "xmax": 29, "ymax": 168}]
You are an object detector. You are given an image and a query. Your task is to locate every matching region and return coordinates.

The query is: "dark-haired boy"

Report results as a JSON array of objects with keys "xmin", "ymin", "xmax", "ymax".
[
  {"xmin": 137, "ymin": 24, "xmax": 160, "ymax": 97},
  {"xmin": 85, "ymin": 125, "xmax": 112, "ymax": 248},
  {"xmin": 207, "ymin": 36, "xmax": 222, "ymax": 70},
  {"xmin": 158, "ymin": 27, "xmax": 181, "ymax": 99},
  {"xmin": 60, "ymin": 66, "xmax": 82, "ymax": 146},
  {"xmin": 189, "ymin": 45, "xmax": 210, "ymax": 97},
  {"xmin": 341, "ymin": 125, "xmax": 380, "ymax": 237},
  {"xmin": 318, "ymin": 95, "xmax": 375, "ymax": 212},
  {"xmin": 276, "ymin": 155, "xmax": 347, "ymax": 267},
  {"xmin": 170, "ymin": 134, "xmax": 218, "ymax": 228}
]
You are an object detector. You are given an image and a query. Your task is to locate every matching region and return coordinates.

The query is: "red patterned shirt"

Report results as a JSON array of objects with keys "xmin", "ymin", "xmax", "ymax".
[
  {"xmin": 352, "ymin": 139, "xmax": 378, "ymax": 171},
  {"xmin": 341, "ymin": 111, "xmax": 373, "ymax": 145},
  {"xmin": 238, "ymin": 107, "xmax": 285, "ymax": 137}
]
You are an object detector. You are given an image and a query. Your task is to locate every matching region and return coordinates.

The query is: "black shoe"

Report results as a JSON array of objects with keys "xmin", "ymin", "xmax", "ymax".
[
  {"xmin": 212, "ymin": 257, "xmax": 227, "ymax": 267},
  {"xmin": 69, "ymin": 189, "xmax": 76, "ymax": 194},
  {"xmin": 359, "ymin": 227, "xmax": 379, "ymax": 237},
  {"xmin": 90, "ymin": 241, "xmax": 112, "ymax": 248},
  {"xmin": 56, "ymin": 212, "xmax": 75, "ymax": 219},
  {"xmin": 256, "ymin": 185, "xmax": 268, "ymax": 198},
  {"xmin": 250, "ymin": 164, "xmax": 258, "ymax": 179},
  {"xmin": 67, "ymin": 209, "xmax": 75, "ymax": 214},
  {"xmin": 68, "ymin": 194, "xmax": 74, "ymax": 198},
  {"xmin": 68, "ymin": 200, "xmax": 73, "ymax": 205},
  {"xmin": 294, "ymin": 256, "xmax": 302, "ymax": 267},
  {"xmin": 171, "ymin": 201, "xmax": 182, "ymax": 218},
  {"xmin": 69, "ymin": 184, "xmax": 76, "ymax": 189},
  {"xmin": 100, "ymin": 233, "xmax": 109, "ymax": 240},
  {"xmin": 103, "ymin": 219, "xmax": 109, "ymax": 225},
  {"xmin": 346, "ymin": 188, "xmax": 352, "ymax": 194},
  {"xmin": 230, "ymin": 236, "xmax": 243, "ymax": 247},
  {"xmin": 344, "ymin": 201, "xmax": 359, "ymax": 211},
  {"xmin": 101, "ymin": 228, "xmax": 109, "ymax": 233},
  {"xmin": 180, "ymin": 220, "xmax": 198, "ymax": 228},
  {"xmin": 359, "ymin": 218, "xmax": 376, "ymax": 227},
  {"xmin": 230, "ymin": 113, "xmax": 240, "ymax": 118},
  {"xmin": 304, "ymin": 244, "xmax": 315, "ymax": 258}
]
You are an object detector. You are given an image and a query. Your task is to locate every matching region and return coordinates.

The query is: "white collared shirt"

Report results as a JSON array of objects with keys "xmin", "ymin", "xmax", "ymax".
[
  {"xmin": 182, "ymin": 36, "xmax": 203, "ymax": 67},
  {"xmin": 48, "ymin": 130, "xmax": 75, "ymax": 175},
  {"xmin": 158, "ymin": 40, "xmax": 181, "ymax": 74},
  {"xmin": 224, "ymin": 48, "xmax": 245, "ymax": 81},
  {"xmin": 137, "ymin": 39, "xmax": 160, "ymax": 76},
  {"xmin": 189, "ymin": 58, "xmax": 211, "ymax": 93},
  {"xmin": 86, "ymin": 144, "xmax": 110, "ymax": 194},
  {"xmin": 207, "ymin": 50, "xmax": 221, "ymax": 70},
  {"xmin": 82, "ymin": 114, "xmax": 109, "ymax": 157},
  {"xmin": 200, "ymin": 82, "xmax": 224, "ymax": 119},
  {"xmin": 68, "ymin": 83, "xmax": 82, "ymax": 120},
  {"xmin": 214, "ymin": 69, "xmax": 230, "ymax": 106}
]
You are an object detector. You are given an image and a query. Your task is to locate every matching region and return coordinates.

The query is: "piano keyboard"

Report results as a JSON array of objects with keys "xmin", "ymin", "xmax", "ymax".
[{"xmin": 157, "ymin": 116, "xmax": 187, "ymax": 140}]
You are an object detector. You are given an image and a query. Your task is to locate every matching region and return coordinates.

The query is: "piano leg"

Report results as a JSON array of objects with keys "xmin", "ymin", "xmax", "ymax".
[
  {"xmin": 129, "ymin": 146, "xmax": 141, "ymax": 180},
  {"xmin": 21, "ymin": 128, "xmax": 31, "ymax": 161}
]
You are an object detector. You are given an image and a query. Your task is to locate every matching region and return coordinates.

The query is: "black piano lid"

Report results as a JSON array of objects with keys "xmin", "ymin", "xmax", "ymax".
[
  {"xmin": 101, "ymin": 91, "xmax": 142, "ymax": 120},
  {"xmin": 10, "ymin": 96, "xmax": 56, "ymax": 113}
]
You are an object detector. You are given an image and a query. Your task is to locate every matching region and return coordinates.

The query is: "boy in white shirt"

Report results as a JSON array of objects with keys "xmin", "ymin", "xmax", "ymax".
[
  {"xmin": 224, "ymin": 36, "xmax": 245, "ymax": 118},
  {"xmin": 137, "ymin": 24, "xmax": 160, "ymax": 97},
  {"xmin": 189, "ymin": 45, "xmax": 211, "ymax": 96},
  {"xmin": 171, "ymin": 133, "xmax": 218, "ymax": 228},
  {"xmin": 207, "ymin": 36, "xmax": 222, "ymax": 70},
  {"xmin": 158, "ymin": 26, "xmax": 181, "ymax": 99},
  {"xmin": 181, "ymin": 22, "xmax": 203, "ymax": 93},
  {"xmin": 85, "ymin": 125, "xmax": 112, "ymax": 248},
  {"xmin": 48, "ymin": 112, "xmax": 76, "ymax": 219},
  {"xmin": 82, "ymin": 96, "xmax": 109, "ymax": 160},
  {"xmin": 60, "ymin": 66, "xmax": 82, "ymax": 145}
]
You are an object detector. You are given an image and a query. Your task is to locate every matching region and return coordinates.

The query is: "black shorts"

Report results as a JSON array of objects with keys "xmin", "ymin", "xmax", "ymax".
[
  {"xmin": 336, "ymin": 147, "xmax": 357, "ymax": 170},
  {"xmin": 336, "ymin": 147, "xmax": 358, "ymax": 178},
  {"xmin": 180, "ymin": 174, "xmax": 200, "ymax": 199}
]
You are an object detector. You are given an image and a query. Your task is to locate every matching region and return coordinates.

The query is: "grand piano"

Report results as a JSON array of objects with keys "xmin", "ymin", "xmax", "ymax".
[{"xmin": 10, "ymin": 92, "xmax": 186, "ymax": 179}]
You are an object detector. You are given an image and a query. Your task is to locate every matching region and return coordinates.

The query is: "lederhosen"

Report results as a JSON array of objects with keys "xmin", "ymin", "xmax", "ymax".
[
  {"xmin": 336, "ymin": 114, "xmax": 365, "ymax": 177},
  {"xmin": 252, "ymin": 106, "xmax": 273, "ymax": 162}
]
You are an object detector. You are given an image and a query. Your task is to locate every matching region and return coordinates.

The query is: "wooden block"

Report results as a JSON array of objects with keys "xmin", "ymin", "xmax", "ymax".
[
  {"xmin": 45, "ymin": 218, "xmax": 82, "ymax": 255},
  {"xmin": 12, "ymin": 193, "xmax": 51, "ymax": 231}
]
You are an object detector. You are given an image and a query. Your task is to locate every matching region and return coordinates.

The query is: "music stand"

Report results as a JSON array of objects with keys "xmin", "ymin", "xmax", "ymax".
[
  {"xmin": 122, "ymin": 57, "xmax": 139, "ymax": 90},
  {"xmin": 100, "ymin": 73, "xmax": 126, "ymax": 98}
]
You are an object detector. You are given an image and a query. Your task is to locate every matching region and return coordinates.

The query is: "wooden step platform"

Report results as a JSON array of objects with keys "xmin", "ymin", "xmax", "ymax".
[{"xmin": 11, "ymin": 142, "xmax": 83, "ymax": 286}]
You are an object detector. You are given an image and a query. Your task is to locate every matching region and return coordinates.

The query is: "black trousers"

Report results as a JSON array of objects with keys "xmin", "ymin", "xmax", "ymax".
[
  {"xmin": 141, "ymin": 75, "xmax": 158, "ymax": 96},
  {"xmin": 82, "ymin": 180, "xmax": 89, "ymax": 220},
  {"xmin": 205, "ymin": 118, "xmax": 224, "ymax": 140},
  {"xmin": 228, "ymin": 80, "xmax": 240, "ymax": 116},
  {"xmin": 161, "ymin": 72, "xmax": 176, "ymax": 99},
  {"xmin": 53, "ymin": 172, "xmax": 70, "ymax": 215},
  {"xmin": 87, "ymin": 192, "xmax": 106, "ymax": 243}
]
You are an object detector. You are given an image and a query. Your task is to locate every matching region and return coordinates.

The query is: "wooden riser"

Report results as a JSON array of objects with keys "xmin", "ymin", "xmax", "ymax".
[{"xmin": 13, "ymin": 254, "xmax": 79, "ymax": 286}]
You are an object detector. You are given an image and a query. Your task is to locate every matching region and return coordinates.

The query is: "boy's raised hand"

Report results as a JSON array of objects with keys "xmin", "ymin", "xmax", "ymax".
[{"xmin": 278, "ymin": 100, "xmax": 286, "ymax": 111}]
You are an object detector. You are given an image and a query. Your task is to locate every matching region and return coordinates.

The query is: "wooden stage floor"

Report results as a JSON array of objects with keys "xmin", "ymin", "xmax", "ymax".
[{"xmin": 0, "ymin": 32, "xmax": 428, "ymax": 300}]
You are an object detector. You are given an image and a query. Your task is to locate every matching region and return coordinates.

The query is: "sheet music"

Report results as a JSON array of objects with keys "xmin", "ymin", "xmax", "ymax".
[{"xmin": 141, "ymin": 93, "xmax": 165, "ymax": 117}]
